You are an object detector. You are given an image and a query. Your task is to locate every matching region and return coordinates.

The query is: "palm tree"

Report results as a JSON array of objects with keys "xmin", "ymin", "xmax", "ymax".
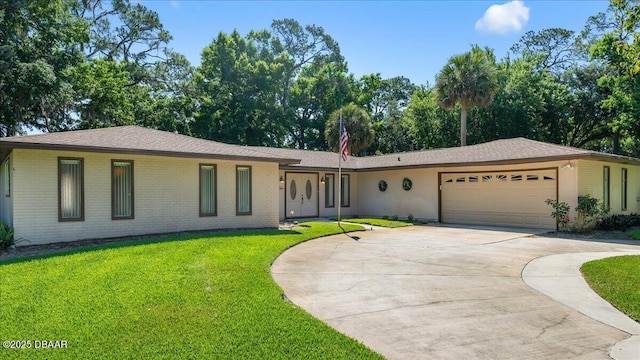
[
  {"xmin": 435, "ymin": 46, "xmax": 499, "ymax": 146},
  {"xmin": 325, "ymin": 103, "xmax": 375, "ymax": 156}
]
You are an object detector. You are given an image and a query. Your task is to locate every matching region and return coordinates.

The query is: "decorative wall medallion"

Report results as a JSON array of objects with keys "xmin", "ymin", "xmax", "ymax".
[{"xmin": 402, "ymin": 177, "xmax": 412, "ymax": 191}]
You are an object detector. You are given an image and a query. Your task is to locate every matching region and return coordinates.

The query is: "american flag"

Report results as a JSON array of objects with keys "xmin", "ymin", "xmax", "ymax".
[{"xmin": 340, "ymin": 118, "xmax": 349, "ymax": 161}]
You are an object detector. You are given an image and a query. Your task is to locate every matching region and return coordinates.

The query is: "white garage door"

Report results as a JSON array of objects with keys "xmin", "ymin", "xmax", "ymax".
[{"xmin": 441, "ymin": 169, "xmax": 557, "ymax": 229}]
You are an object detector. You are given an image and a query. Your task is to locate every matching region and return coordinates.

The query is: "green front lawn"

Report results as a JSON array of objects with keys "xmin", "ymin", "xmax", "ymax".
[
  {"xmin": 581, "ymin": 255, "xmax": 640, "ymax": 322},
  {"xmin": 338, "ymin": 217, "xmax": 414, "ymax": 228},
  {"xmin": 0, "ymin": 223, "xmax": 382, "ymax": 360}
]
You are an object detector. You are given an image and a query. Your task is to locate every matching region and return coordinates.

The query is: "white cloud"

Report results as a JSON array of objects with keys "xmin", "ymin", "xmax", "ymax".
[
  {"xmin": 475, "ymin": 0, "xmax": 530, "ymax": 34},
  {"xmin": 170, "ymin": 1, "xmax": 180, "ymax": 9}
]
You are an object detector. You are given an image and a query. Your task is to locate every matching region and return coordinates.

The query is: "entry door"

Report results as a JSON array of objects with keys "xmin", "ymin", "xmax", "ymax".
[{"xmin": 286, "ymin": 173, "xmax": 318, "ymax": 218}]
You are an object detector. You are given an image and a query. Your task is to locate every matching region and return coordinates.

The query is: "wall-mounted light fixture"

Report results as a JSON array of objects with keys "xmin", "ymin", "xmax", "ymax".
[
  {"xmin": 320, "ymin": 176, "xmax": 325, "ymax": 184},
  {"xmin": 279, "ymin": 176, "xmax": 285, "ymax": 189},
  {"xmin": 561, "ymin": 161, "xmax": 574, "ymax": 169}
]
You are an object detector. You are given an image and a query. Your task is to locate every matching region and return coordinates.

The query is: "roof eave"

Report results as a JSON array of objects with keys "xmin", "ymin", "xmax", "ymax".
[
  {"xmin": 0, "ymin": 142, "xmax": 301, "ymax": 165},
  {"xmin": 353, "ymin": 155, "xmax": 590, "ymax": 171},
  {"xmin": 279, "ymin": 165, "xmax": 359, "ymax": 172}
]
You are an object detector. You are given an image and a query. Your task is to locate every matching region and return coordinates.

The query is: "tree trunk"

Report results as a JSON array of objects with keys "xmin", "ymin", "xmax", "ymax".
[
  {"xmin": 460, "ymin": 106, "xmax": 467, "ymax": 147},
  {"xmin": 613, "ymin": 130, "xmax": 621, "ymax": 154}
]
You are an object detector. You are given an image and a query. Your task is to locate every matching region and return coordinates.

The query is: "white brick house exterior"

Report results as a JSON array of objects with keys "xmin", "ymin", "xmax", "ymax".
[{"xmin": 1, "ymin": 126, "xmax": 640, "ymax": 245}]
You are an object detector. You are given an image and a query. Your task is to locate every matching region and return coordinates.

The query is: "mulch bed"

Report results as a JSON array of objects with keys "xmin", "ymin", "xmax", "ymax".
[
  {"xmin": 538, "ymin": 230, "xmax": 634, "ymax": 241},
  {"xmin": 1, "ymin": 225, "xmax": 301, "ymax": 261},
  {"xmin": 3, "ymin": 227, "xmax": 636, "ymax": 262}
]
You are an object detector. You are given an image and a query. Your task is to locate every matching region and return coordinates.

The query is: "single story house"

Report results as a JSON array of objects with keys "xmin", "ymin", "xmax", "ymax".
[{"xmin": 1, "ymin": 126, "xmax": 639, "ymax": 245}]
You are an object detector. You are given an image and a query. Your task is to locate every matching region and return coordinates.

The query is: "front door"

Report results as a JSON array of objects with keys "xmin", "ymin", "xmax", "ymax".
[{"xmin": 286, "ymin": 173, "xmax": 318, "ymax": 218}]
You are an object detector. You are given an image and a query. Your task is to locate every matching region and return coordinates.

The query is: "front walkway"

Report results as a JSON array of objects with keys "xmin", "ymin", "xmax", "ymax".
[{"xmin": 271, "ymin": 225, "xmax": 640, "ymax": 359}]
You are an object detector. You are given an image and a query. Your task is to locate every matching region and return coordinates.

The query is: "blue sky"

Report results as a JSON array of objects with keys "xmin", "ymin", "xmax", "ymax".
[{"xmin": 141, "ymin": 1, "xmax": 610, "ymax": 86}]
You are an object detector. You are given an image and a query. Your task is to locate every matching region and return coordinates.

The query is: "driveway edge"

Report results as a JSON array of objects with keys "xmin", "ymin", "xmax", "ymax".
[{"xmin": 521, "ymin": 251, "xmax": 640, "ymax": 360}]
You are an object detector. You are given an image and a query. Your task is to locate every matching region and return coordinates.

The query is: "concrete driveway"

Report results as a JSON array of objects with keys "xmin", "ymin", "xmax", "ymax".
[{"xmin": 271, "ymin": 225, "xmax": 640, "ymax": 359}]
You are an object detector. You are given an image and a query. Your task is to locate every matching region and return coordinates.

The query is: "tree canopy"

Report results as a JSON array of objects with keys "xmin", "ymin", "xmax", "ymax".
[
  {"xmin": 435, "ymin": 46, "xmax": 499, "ymax": 146},
  {"xmin": 1, "ymin": 0, "xmax": 639, "ymax": 157}
]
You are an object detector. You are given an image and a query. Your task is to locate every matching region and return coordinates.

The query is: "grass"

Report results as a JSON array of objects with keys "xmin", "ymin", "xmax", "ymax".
[
  {"xmin": 581, "ymin": 255, "xmax": 640, "ymax": 322},
  {"xmin": 628, "ymin": 230, "xmax": 640, "ymax": 240},
  {"xmin": 0, "ymin": 222, "xmax": 383, "ymax": 360},
  {"xmin": 338, "ymin": 217, "xmax": 414, "ymax": 228}
]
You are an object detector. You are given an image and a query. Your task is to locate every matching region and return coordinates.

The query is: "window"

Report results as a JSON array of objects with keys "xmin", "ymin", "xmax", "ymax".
[
  {"xmin": 527, "ymin": 175, "xmax": 539, "ymax": 181},
  {"xmin": 325, "ymin": 174, "xmax": 335, "ymax": 208},
  {"xmin": 469, "ymin": 176, "xmax": 478, "ymax": 183},
  {"xmin": 511, "ymin": 175, "xmax": 522, "ymax": 181},
  {"xmin": 482, "ymin": 175, "xmax": 492, "ymax": 182},
  {"xmin": 341, "ymin": 174, "xmax": 350, "ymax": 207},
  {"xmin": 456, "ymin": 177, "xmax": 465, "ymax": 183},
  {"xmin": 236, "ymin": 166, "xmax": 251, "ymax": 215},
  {"xmin": 3, "ymin": 157, "xmax": 9, "ymax": 197},
  {"xmin": 622, "ymin": 168, "xmax": 628, "ymax": 211},
  {"xmin": 603, "ymin": 166, "xmax": 610, "ymax": 210},
  {"xmin": 59, "ymin": 158, "xmax": 84, "ymax": 221},
  {"xmin": 305, "ymin": 180, "xmax": 312, "ymax": 200},
  {"xmin": 200, "ymin": 164, "xmax": 217, "ymax": 216},
  {"xmin": 112, "ymin": 160, "xmax": 134, "ymax": 219}
]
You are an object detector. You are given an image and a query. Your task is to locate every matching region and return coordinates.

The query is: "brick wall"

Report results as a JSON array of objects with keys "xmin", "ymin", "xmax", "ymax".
[{"xmin": 12, "ymin": 149, "xmax": 279, "ymax": 245}]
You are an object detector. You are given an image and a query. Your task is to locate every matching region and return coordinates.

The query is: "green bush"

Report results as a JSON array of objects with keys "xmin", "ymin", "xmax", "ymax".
[
  {"xmin": 391, "ymin": 214, "xmax": 398, "ymax": 221},
  {"xmin": 597, "ymin": 214, "xmax": 640, "ymax": 231},
  {"xmin": 381, "ymin": 215, "xmax": 389, "ymax": 220},
  {"xmin": 546, "ymin": 195, "xmax": 607, "ymax": 232},
  {"xmin": 407, "ymin": 213, "xmax": 414, "ymax": 222},
  {"xmin": 545, "ymin": 198, "xmax": 571, "ymax": 231},
  {"xmin": 574, "ymin": 194, "xmax": 609, "ymax": 232},
  {"xmin": 0, "ymin": 221, "xmax": 15, "ymax": 250}
]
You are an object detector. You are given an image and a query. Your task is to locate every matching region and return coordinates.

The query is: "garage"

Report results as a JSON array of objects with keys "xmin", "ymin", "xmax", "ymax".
[{"xmin": 440, "ymin": 169, "xmax": 557, "ymax": 229}]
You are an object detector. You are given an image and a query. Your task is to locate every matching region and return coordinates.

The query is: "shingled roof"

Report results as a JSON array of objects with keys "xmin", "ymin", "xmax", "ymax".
[
  {"xmin": 0, "ymin": 126, "xmax": 300, "ymax": 164},
  {"xmin": 2, "ymin": 127, "xmax": 638, "ymax": 169},
  {"xmin": 248, "ymin": 147, "xmax": 361, "ymax": 170},
  {"xmin": 261, "ymin": 137, "xmax": 640, "ymax": 171},
  {"xmin": 354, "ymin": 137, "xmax": 631, "ymax": 170}
]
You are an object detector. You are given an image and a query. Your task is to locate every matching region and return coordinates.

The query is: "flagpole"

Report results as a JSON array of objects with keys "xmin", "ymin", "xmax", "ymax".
[{"xmin": 338, "ymin": 110, "xmax": 342, "ymax": 227}]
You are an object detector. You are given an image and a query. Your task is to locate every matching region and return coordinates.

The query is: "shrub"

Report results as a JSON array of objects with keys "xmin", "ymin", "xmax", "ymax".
[
  {"xmin": 381, "ymin": 215, "xmax": 389, "ymax": 220},
  {"xmin": 573, "ymin": 194, "xmax": 609, "ymax": 232},
  {"xmin": 407, "ymin": 213, "xmax": 414, "ymax": 222},
  {"xmin": 545, "ymin": 199, "xmax": 571, "ymax": 231},
  {"xmin": 391, "ymin": 214, "xmax": 398, "ymax": 221},
  {"xmin": 546, "ymin": 195, "xmax": 607, "ymax": 232},
  {"xmin": 596, "ymin": 213, "xmax": 640, "ymax": 231},
  {"xmin": 0, "ymin": 221, "xmax": 15, "ymax": 250}
]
